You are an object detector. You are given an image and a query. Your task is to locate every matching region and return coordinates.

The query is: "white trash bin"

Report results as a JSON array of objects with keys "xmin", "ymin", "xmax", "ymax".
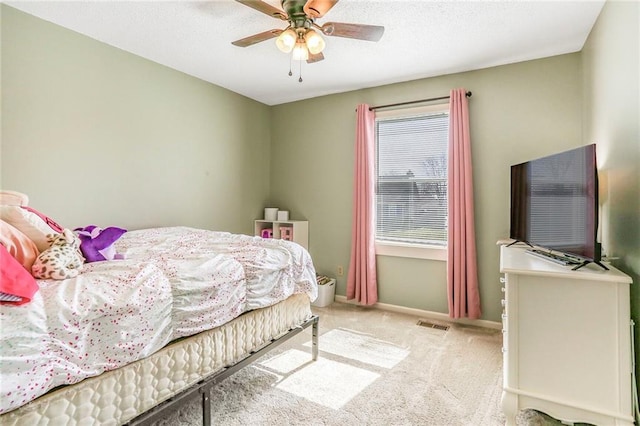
[{"xmin": 312, "ymin": 279, "xmax": 335, "ymax": 307}]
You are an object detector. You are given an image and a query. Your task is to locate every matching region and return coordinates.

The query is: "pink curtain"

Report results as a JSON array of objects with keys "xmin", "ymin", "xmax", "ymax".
[
  {"xmin": 447, "ymin": 89, "xmax": 481, "ymax": 319},
  {"xmin": 346, "ymin": 104, "xmax": 378, "ymax": 305}
]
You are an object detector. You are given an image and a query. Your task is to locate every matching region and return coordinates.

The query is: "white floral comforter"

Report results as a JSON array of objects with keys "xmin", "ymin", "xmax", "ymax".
[{"xmin": 0, "ymin": 227, "xmax": 317, "ymax": 414}]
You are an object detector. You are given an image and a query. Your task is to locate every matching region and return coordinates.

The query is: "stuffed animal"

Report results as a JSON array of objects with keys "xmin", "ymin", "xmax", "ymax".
[
  {"xmin": 74, "ymin": 225, "xmax": 126, "ymax": 262},
  {"xmin": 31, "ymin": 229, "xmax": 85, "ymax": 280}
]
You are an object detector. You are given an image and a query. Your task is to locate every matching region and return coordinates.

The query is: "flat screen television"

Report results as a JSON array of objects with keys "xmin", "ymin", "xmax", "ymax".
[{"xmin": 509, "ymin": 143, "xmax": 606, "ymax": 270}]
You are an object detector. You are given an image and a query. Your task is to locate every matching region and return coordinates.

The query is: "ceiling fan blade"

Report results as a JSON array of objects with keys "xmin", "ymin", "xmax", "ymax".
[
  {"xmin": 232, "ymin": 29, "xmax": 283, "ymax": 47},
  {"xmin": 321, "ymin": 22, "xmax": 385, "ymax": 42},
  {"xmin": 303, "ymin": 0, "xmax": 338, "ymax": 18},
  {"xmin": 236, "ymin": 0, "xmax": 287, "ymax": 20},
  {"xmin": 307, "ymin": 51, "xmax": 325, "ymax": 63}
]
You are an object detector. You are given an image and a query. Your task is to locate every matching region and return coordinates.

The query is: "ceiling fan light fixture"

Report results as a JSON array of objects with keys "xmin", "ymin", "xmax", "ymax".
[
  {"xmin": 292, "ymin": 41, "xmax": 309, "ymax": 61},
  {"xmin": 304, "ymin": 29, "xmax": 325, "ymax": 54},
  {"xmin": 232, "ymin": 0, "xmax": 386, "ymax": 71},
  {"xmin": 275, "ymin": 29, "xmax": 296, "ymax": 53}
]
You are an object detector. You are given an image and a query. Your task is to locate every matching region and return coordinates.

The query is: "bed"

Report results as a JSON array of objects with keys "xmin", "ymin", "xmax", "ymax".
[{"xmin": 0, "ymin": 226, "xmax": 319, "ymax": 425}]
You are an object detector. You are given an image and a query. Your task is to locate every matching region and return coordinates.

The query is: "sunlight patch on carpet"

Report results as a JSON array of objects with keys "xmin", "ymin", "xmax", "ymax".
[
  {"xmin": 304, "ymin": 328, "xmax": 410, "ymax": 369},
  {"xmin": 259, "ymin": 349, "xmax": 379, "ymax": 410},
  {"xmin": 259, "ymin": 347, "xmax": 316, "ymax": 374}
]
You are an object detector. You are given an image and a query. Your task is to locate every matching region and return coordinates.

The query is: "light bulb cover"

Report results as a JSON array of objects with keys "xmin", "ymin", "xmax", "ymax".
[
  {"xmin": 304, "ymin": 29, "xmax": 325, "ymax": 54},
  {"xmin": 276, "ymin": 29, "xmax": 297, "ymax": 53},
  {"xmin": 292, "ymin": 41, "xmax": 309, "ymax": 61}
]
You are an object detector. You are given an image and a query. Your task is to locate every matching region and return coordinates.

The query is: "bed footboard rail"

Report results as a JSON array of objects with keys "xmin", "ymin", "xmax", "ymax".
[{"xmin": 125, "ymin": 315, "xmax": 319, "ymax": 426}]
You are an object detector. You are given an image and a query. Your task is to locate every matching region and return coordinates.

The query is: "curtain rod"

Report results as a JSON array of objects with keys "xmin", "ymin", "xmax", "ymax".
[{"xmin": 367, "ymin": 91, "xmax": 472, "ymax": 111}]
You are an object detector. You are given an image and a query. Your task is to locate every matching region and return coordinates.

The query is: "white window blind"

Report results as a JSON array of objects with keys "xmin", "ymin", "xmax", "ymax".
[{"xmin": 376, "ymin": 110, "xmax": 449, "ymax": 246}]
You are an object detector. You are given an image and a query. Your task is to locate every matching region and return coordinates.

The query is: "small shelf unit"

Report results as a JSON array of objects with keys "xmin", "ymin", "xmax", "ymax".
[{"xmin": 254, "ymin": 220, "xmax": 308, "ymax": 250}]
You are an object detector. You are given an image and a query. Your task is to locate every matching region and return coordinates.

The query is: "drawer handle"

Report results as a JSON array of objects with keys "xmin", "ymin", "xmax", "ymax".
[{"xmin": 499, "ymin": 277, "xmax": 506, "ymax": 284}]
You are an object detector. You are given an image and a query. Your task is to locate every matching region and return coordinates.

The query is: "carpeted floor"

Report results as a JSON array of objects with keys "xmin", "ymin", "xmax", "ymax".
[{"xmin": 155, "ymin": 302, "xmax": 570, "ymax": 426}]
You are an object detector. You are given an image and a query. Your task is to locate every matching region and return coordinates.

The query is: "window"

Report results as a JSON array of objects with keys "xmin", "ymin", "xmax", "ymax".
[{"xmin": 375, "ymin": 104, "xmax": 449, "ymax": 258}]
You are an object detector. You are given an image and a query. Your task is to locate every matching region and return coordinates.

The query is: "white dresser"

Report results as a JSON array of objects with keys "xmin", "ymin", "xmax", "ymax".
[{"xmin": 499, "ymin": 245, "xmax": 634, "ymax": 426}]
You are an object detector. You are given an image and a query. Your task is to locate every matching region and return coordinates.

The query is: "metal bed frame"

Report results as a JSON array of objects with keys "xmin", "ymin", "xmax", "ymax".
[{"xmin": 126, "ymin": 314, "xmax": 319, "ymax": 426}]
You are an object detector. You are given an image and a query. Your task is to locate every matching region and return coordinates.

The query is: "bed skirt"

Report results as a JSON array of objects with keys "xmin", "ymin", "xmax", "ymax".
[{"xmin": 0, "ymin": 293, "xmax": 314, "ymax": 426}]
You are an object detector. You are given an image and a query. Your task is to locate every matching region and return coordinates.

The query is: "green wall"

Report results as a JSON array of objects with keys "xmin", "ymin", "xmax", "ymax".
[
  {"xmin": 581, "ymin": 0, "xmax": 640, "ymax": 401},
  {"xmin": 270, "ymin": 54, "xmax": 583, "ymax": 322},
  {"xmin": 1, "ymin": 5, "xmax": 271, "ymax": 234},
  {"xmin": 2, "ymin": 1, "xmax": 636, "ymax": 350}
]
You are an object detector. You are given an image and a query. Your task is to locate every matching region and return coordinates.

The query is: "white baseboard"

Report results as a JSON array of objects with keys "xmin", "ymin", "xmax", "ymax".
[{"xmin": 333, "ymin": 295, "xmax": 502, "ymax": 330}]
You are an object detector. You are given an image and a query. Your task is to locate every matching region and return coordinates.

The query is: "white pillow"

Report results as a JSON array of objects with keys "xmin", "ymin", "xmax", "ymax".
[{"xmin": 0, "ymin": 206, "xmax": 64, "ymax": 252}]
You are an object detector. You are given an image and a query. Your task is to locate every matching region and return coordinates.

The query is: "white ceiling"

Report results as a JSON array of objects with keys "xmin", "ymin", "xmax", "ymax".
[{"xmin": 7, "ymin": 0, "xmax": 605, "ymax": 106}]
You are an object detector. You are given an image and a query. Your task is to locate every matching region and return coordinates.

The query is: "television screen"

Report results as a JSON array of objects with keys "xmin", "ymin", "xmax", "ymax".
[{"xmin": 510, "ymin": 144, "xmax": 600, "ymax": 262}]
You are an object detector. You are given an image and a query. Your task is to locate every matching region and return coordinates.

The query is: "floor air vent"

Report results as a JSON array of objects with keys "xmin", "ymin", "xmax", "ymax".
[{"xmin": 417, "ymin": 320, "xmax": 450, "ymax": 331}]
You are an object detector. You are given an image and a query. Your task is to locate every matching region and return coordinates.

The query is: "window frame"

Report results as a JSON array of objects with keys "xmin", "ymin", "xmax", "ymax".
[{"xmin": 374, "ymin": 103, "xmax": 450, "ymax": 261}]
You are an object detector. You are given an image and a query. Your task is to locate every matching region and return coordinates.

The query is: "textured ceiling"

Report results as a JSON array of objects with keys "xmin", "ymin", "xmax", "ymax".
[{"xmin": 6, "ymin": 0, "xmax": 605, "ymax": 105}]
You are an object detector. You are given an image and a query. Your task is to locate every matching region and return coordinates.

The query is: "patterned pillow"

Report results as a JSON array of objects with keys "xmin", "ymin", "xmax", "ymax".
[
  {"xmin": 0, "ymin": 205, "xmax": 64, "ymax": 252},
  {"xmin": 31, "ymin": 230, "xmax": 84, "ymax": 280}
]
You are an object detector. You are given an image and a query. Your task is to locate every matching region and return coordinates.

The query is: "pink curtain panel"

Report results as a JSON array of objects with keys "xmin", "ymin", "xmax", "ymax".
[
  {"xmin": 347, "ymin": 104, "xmax": 378, "ymax": 305},
  {"xmin": 447, "ymin": 88, "xmax": 481, "ymax": 319}
]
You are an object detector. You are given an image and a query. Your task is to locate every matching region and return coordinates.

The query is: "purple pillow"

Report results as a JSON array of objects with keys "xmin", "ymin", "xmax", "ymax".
[{"xmin": 74, "ymin": 225, "xmax": 127, "ymax": 262}]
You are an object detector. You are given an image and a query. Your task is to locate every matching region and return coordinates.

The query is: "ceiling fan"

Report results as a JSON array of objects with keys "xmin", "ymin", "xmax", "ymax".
[{"xmin": 231, "ymin": 0, "xmax": 385, "ymax": 64}]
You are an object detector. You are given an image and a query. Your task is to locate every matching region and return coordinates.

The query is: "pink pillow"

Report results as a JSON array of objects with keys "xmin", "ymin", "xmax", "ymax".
[
  {"xmin": 0, "ymin": 205, "xmax": 64, "ymax": 252},
  {"xmin": 0, "ymin": 220, "xmax": 39, "ymax": 270},
  {"xmin": 0, "ymin": 190, "xmax": 29, "ymax": 206},
  {"xmin": 0, "ymin": 244, "xmax": 39, "ymax": 305}
]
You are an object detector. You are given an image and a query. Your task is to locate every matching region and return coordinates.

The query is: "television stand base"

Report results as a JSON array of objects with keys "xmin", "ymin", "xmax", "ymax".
[
  {"xmin": 507, "ymin": 239, "xmax": 533, "ymax": 248},
  {"xmin": 571, "ymin": 260, "xmax": 609, "ymax": 271}
]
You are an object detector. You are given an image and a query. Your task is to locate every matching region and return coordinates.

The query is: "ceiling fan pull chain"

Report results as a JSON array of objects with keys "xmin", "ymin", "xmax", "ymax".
[
  {"xmin": 288, "ymin": 55, "xmax": 293, "ymax": 77},
  {"xmin": 299, "ymin": 60, "xmax": 303, "ymax": 83}
]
